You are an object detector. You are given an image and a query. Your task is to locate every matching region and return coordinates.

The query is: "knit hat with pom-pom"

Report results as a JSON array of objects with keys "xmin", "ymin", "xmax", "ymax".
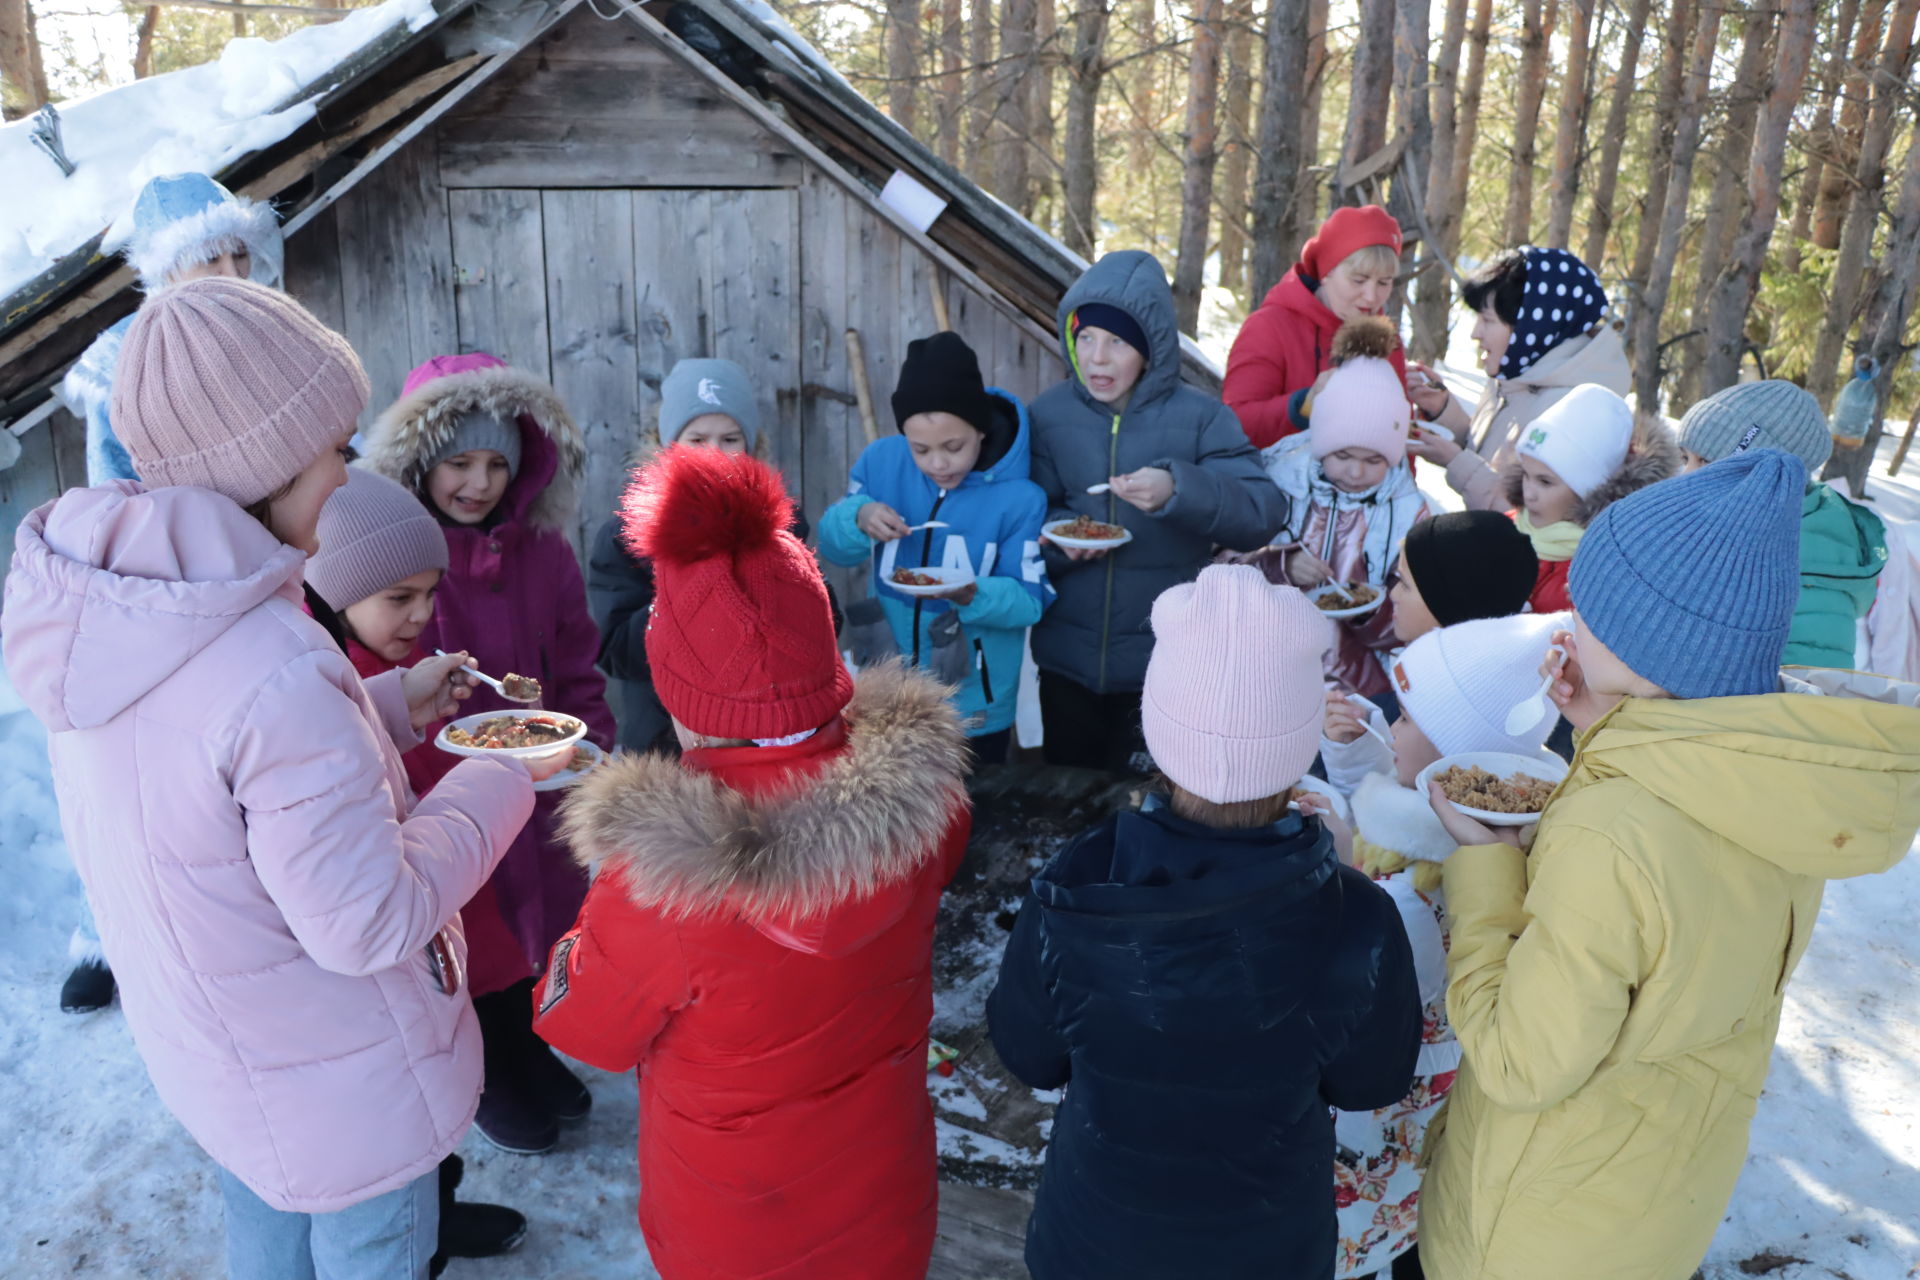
[
  {"xmin": 621, "ymin": 445, "xmax": 852, "ymax": 740},
  {"xmin": 1310, "ymin": 316, "xmax": 1413, "ymax": 465}
]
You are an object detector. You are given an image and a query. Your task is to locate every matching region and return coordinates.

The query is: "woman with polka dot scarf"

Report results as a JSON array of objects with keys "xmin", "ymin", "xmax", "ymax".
[{"xmin": 1405, "ymin": 246, "xmax": 1631, "ymax": 512}]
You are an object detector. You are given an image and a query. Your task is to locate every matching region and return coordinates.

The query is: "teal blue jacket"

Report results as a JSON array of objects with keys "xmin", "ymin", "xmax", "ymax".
[{"xmin": 1786, "ymin": 485, "xmax": 1887, "ymax": 668}]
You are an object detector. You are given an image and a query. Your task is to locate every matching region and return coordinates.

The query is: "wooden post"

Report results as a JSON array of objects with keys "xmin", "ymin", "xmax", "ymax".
[
  {"xmin": 846, "ymin": 328, "xmax": 882, "ymax": 444},
  {"xmin": 1890, "ymin": 400, "xmax": 1920, "ymax": 475},
  {"xmin": 930, "ymin": 268, "xmax": 952, "ymax": 332}
]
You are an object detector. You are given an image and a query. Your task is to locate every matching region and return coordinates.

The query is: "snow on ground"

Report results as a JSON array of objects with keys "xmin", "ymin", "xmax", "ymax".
[{"xmin": 0, "ymin": 0, "xmax": 437, "ymax": 303}]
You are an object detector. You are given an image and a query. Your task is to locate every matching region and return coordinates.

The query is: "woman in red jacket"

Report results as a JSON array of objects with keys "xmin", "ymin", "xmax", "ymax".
[
  {"xmin": 534, "ymin": 445, "xmax": 973, "ymax": 1280},
  {"xmin": 1223, "ymin": 205, "xmax": 1411, "ymax": 448}
]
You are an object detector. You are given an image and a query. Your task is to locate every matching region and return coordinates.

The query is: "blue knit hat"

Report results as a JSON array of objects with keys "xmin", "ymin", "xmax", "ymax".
[{"xmin": 1568, "ymin": 449, "xmax": 1805, "ymax": 699}]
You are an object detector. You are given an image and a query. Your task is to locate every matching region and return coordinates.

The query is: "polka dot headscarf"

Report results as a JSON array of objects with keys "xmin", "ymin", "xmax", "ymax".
[{"xmin": 1500, "ymin": 246, "xmax": 1608, "ymax": 381}]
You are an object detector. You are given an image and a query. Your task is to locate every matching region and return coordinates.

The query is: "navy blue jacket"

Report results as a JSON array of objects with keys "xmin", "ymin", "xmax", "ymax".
[{"xmin": 987, "ymin": 798, "xmax": 1422, "ymax": 1280}]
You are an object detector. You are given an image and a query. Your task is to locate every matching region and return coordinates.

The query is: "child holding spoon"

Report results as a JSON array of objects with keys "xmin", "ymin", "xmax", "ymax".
[{"xmin": 819, "ymin": 331, "xmax": 1052, "ymax": 763}]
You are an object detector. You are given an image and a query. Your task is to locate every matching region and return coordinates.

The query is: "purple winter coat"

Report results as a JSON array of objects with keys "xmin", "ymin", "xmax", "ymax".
[
  {"xmin": 364, "ymin": 353, "xmax": 616, "ymax": 973},
  {"xmin": 1, "ymin": 483, "xmax": 535, "ymax": 1212}
]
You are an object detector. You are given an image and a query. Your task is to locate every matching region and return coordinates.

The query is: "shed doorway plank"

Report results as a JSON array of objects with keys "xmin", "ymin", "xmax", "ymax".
[{"xmin": 449, "ymin": 189, "xmax": 552, "ymax": 382}]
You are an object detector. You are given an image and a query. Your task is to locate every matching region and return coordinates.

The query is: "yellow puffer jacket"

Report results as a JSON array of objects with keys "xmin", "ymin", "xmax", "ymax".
[{"xmin": 1420, "ymin": 669, "xmax": 1920, "ymax": 1280}]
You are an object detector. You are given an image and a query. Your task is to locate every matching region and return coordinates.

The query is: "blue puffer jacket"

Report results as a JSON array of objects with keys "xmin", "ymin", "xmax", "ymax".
[
  {"xmin": 988, "ymin": 797, "xmax": 1422, "ymax": 1280},
  {"xmin": 819, "ymin": 387, "xmax": 1052, "ymax": 736},
  {"xmin": 64, "ymin": 173, "xmax": 285, "ymax": 485}
]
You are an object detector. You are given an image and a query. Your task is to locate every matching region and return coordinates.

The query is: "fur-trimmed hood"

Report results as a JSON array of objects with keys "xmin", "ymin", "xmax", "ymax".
[
  {"xmin": 362, "ymin": 353, "xmax": 585, "ymax": 533},
  {"xmin": 557, "ymin": 662, "xmax": 968, "ymax": 952},
  {"xmin": 1503, "ymin": 413, "xmax": 1680, "ymax": 526},
  {"xmin": 124, "ymin": 173, "xmax": 285, "ymax": 293}
]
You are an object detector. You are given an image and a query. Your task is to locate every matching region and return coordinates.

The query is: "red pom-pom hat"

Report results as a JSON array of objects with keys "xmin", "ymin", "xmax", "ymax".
[{"xmin": 620, "ymin": 445, "xmax": 851, "ymax": 740}]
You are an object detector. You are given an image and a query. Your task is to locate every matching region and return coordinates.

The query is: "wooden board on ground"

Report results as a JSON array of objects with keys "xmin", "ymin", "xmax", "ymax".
[{"xmin": 932, "ymin": 1182, "xmax": 1032, "ymax": 1278}]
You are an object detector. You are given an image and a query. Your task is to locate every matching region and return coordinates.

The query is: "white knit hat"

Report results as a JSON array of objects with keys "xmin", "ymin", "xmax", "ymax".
[
  {"xmin": 1390, "ymin": 611, "xmax": 1570, "ymax": 757},
  {"xmin": 1515, "ymin": 384, "xmax": 1634, "ymax": 497}
]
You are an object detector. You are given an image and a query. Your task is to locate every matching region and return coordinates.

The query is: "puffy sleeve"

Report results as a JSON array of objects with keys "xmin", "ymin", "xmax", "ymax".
[
  {"xmin": 1222, "ymin": 311, "xmax": 1310, "ymax": 449},
  {"xmin": 986, "ymin": 887, "xmax": 1072, "ymax": 1090},
  {"xmin": 1152, "ymin": 402, "xmax": 1291, "ymax": 551},
  {"xmin": 533, "ymin": 874, "xmax": 692, "ymax": 1073}
]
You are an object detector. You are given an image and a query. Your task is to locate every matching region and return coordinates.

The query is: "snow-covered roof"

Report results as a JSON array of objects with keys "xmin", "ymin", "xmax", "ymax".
[{"xmin": 0, "ymin": 0, "xmax": 440, "ymax": 306}]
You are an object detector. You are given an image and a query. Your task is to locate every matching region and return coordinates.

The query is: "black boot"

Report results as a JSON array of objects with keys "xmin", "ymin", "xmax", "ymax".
[
  {"xmin": 431, "ymin": 1154, "xmax": 528, "ymax": 1275},
  {"xmin": 471, "ymin": 990, "xmax": 558, "ymax": 1155},
  {"xmin": 502, "ymin": 977, "xmax": 593, "ymax": 1124},
  {"xmin": 60, "ymin": 959, "xmax": 115, "ymax": 1014}
]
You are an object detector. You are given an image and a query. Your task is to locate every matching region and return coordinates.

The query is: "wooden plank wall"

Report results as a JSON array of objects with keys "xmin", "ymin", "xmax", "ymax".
[{"xmin": 0, "ymin": 405, "xmax": 86, "ymax": 573}]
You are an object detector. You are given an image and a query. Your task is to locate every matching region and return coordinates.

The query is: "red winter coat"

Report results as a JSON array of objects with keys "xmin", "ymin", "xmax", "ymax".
[
  {"xmin": 348, "ymin": 636, "xmax": 533, "ymax": 998},
  {"xmin": 364, "ymin": 353, "xmax": 616, "ymax": 973},
  {"xmin": 534, "ymin": 665, "xmax": 972, "ymax": 1280},
  {"xmin": 1529, "ymin": 556, "xmax": 1574, "ymax": 615},
  {"xmin": 1223, "ymin": 268, "xmax": 1410, "ymax": 449}
]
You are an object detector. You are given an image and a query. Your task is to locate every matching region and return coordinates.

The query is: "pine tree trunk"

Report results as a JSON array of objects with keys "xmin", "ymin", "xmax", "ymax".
[
  {"xmin": 1449, "ymin": 0, "xmax": 1493, "ymax": 245},
  {"xmin": 1410, "ymin": 0, "xmax": 1471, "ymax": 362},
  {"xmin": 1173, "ymin": 0, "xmax": 1225, "ymax": 331},
  {"xmin": 1807, "ymin": 0, "xmax": 1920, "ymax": 408},
  {"xmin": 966, "ymin": 0, "xmax": 996, "ymax": 183},
  {"xmin": 1812, "ymin": 0, "xmax": 1889, "ymax": 250},
  {"xmin": 1387, "ymin": 0, "xmax": 1432, "ymax": 331},
  {"xmin": 1504, "ymin": 0, "xmax": 1554, "ymax": 243},
  {"xmin": 1218, "ymin": 0, "xmax": 1258, "ymax": 296},
  {"xmin": 1784, "ymin": 0, "xmax": 1861, "ymax": 271},
  {"xmin": 1629, "ymin": 0, "xmax": 1722, "ymax": 412},
  {"xmin": 997, "ymin": 0, "xmax": 1037, "ymax": 209},
  {"xmin": 1032, "ymin": 0, "xmax": 1059, "ymax": 217},
  {"xmin": 0, "ymin": 0, "xmax": 48, "ymax": 118},
  {"xmin": 886, "ymin": 0, "xmax": 920, "ymax": 133},
  {"xmin": 1249, "ymin": 0, "xmax": 1312, "ymax": 297},
  {"xmin": 1826, "ymin": 117, "xmax": 1920, "ymax": 494},
  {"xmin": 1544, "ymin": 0, "xmax": 1596, "ymax": 247},
  {"xmin": 1335, "ymin": 0, "xmax": 1395, "ymax": 210},
  {"xmin": 1580, "ymin": 0, "xmax": 1651, "ymax": 269},
  {"xmin": 1286, "ymin": 0, "xmax": 1330, "ymax": 256},
  {"xmin": 133, "ymin": 6, "xmax": 160, "ymax": 79},
  {"xmin": 1627, "ymin": 0, "xmax": 1698, "ymax": 326},
  {"xmin": 938, "ymin": 0, "xmax": 965, "ymax": 165},
  {"xmin": 1128, "ymin": 0, "xmax": 1159, "ymax": 171},
  {"xmin": 1677, "ymin": 8, "xmax": 1774, "ymax": 404},
  {"xmin": 1062, "ymin": 0, "xmax": 1113, "ymax": 258},
  {"xmin": 1700, "ymin": 0, "xmax": 1815, "ymax": 396}
]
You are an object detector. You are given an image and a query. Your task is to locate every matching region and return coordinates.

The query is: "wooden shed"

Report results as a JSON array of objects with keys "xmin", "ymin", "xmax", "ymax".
[{"xmin": 0, "ymin": 0, "xmax": 1219, "ymax": 577}]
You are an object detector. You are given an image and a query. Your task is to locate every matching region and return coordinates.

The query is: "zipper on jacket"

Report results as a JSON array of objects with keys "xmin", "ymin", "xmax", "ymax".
[
  {"xmin": 910, "ymin": 491, "xmax": 949, "ymax": 668},
  {"xmin": 974, "ymin": 638, "xmax": 994, "ymax": 704},
  {"xmin": 1097, "ymin": 413, "xmax": 1121, "ymax": 694}
]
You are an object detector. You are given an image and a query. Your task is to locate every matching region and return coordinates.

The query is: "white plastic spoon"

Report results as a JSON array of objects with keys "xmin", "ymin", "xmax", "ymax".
[
  {"xmin": 903, "ymin": 520, "xmax": 950, "ymax": 532},
  {"xmin": 435, "ymin": 649, "xmax": 541, "ymax": 703},
  {"xmin": 1086, "ymin": 483, "xmax": 1112, "ymax": 495},
  {"xmin": 1503, "ymin": 645, "xmax": 1567, "ymax": 736},
  {"xmin": 1326, "ymin": 681, "xmax": 1394, "ymax": 750}
]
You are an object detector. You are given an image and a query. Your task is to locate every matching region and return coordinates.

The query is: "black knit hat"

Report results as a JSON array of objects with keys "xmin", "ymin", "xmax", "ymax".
[
  {"xmin": 1402, "ymin": 510, "xmax": 1538, "ymax": 627},
  {"xmin": 892, "ymin": 332, "xmax": 996, "ymax": 437}
]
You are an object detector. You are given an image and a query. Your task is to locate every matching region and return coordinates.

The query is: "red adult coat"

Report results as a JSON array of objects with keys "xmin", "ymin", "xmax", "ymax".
[
  {"xmin": 534, "ymin": 665, "xmax": 972, "ymax": 1280},
  {"xmin": 1223, "ymin": 268, "xmax": 1410, "ymax": 449}
]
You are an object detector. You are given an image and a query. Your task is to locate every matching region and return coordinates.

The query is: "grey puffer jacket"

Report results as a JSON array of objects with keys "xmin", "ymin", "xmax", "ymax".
[{"xmin": 1030, "ymin": 251, "xmax": 1289, "ymax": 692}]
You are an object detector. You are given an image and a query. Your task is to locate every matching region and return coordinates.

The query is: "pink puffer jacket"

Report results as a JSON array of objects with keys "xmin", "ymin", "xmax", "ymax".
[{"xmin": 1, "ymin": 483, "xmax": 535, "ymax": 1213}]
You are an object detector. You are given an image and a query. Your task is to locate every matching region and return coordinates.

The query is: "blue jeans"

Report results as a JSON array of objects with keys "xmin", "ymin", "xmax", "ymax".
[{"xmin": 220, "ymin": 1166, "xmax": 438, "ymax": 1280}]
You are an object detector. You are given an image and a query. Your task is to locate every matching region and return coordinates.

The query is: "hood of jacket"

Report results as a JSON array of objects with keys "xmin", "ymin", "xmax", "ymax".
[
  {"xmin": 1801, "ymin": 483, "xmax": 1888, "ymax": 588},
  {"xmin": 557, "ymin": 663, "xmax": 968, "ymax": 954},
  {"xmin": 1057, "ymin": 250, "xmax": 1184, "ymax": 414},
  {"xmin": 1502, "ymin": 322, "xmax": 1629, "ymax": 394},
  {"xmin": 125, "ymin": 172, "xmax": 284, "ymax": 293},
  {"xmin": 1577, "ymin": 667, "xmax": 1920, "ymax": 879},
  {"xmin": 1031, "ymin": 798, "xmax": 1340, "ymax": 1024},
  {"xmin": 1503, "ymin": 411, "xmax": 1680, "ymax": 525},
  {"xmin": 2, "ymin": 483, "xmax": 306, "ymax": 733},
  {"xmin": 362, "ymin": 353, "xmax": 585, "ymax": 533}
]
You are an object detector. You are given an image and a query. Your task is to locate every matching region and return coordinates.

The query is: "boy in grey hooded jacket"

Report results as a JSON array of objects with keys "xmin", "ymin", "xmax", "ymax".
[{"xmin": 1030, "ymin": 251, "xmax": 1288, "ymax": 768}]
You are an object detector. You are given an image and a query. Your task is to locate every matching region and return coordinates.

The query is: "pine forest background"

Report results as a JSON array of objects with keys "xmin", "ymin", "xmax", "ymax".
[{"xmin": 5, "ymin": 0, "xmax": 1920, "ymax": 487}]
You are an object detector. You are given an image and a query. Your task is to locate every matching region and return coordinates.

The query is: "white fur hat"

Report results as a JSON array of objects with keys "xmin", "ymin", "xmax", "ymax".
[
  {"xmin": 1390, "ymin": 611, "xmax": 1570, "ymax": 757},
  {"xmin": 1515, "ymin": 384, "xmax": 1634, "ymax": 497}
]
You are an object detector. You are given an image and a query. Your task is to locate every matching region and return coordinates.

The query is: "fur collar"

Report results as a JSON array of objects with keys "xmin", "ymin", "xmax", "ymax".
[
  {"xmin": 1502, "ymin": 413, "xmax": 1680, "ymax": 525},
  {"xmin": 363, "ymin": 365, "xmax": 585, "ymax": 532},
  {"xmin": 1351, "ymin": 772, "xmax": 1458, "ymax": 863},
  {"xmin": 557, "ymin": 662, "xmax": 968, "ymax": 920}
]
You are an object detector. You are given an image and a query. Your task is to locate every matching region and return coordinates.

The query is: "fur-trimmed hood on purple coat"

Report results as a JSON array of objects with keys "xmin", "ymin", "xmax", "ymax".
[{"xmin": 1, "ymin": 482, "xmax": 533, "ymax": 1212}]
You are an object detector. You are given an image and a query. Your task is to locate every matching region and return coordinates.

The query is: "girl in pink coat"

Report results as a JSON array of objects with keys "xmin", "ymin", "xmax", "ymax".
[
  {"xmin": 0, "ymin": 279, "xmax": 556, "ymax": 1278},
  {"xmin": 363, "ymin": 352, "xmax": 616, "ymax": 1155}
]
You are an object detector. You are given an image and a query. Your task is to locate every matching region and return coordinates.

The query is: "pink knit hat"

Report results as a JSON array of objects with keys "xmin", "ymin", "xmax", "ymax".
[
  {"xmin": 1142, "ymin": 565, "xmax": 1331, "ymax": 804},
  {"xmin": 1310, "ymin": 358, "xmax": 1413, "ymax": 465},
  {"xmin": 308, "ymin": 468, "xmax": 450, "ymax": 612},
  {"xmin": 112, "ymin": 277, "xmax": 369, "ymax": 507}
]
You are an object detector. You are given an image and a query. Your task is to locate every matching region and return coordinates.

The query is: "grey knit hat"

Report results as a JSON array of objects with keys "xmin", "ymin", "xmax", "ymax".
[
  {"xmin": 426, "ymin": 408, "xmax": 522, "ymax": 478},
  {"xmin": 1678, "ymin": 380, "xmax": 1831, "ymax": 477},
  {"xmin": 309, "ymin": 468, "xmax": 450, "ymax": 611},
  {"xmin": 660, "ymin": 358, "xmax": 759, "ymax": 448}
]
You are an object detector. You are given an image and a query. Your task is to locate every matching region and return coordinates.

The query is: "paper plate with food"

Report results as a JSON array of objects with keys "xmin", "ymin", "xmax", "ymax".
[
  {"xmin": 1416, "ymin": 751, "xmax": 1569, "ymax": 827},
  {"xmin": 887, "ymin": 565, "xmax": 976, "ymax": 597},
  {"xmin": 532, "ymin": 740, "xmax": 607, "ymax": 792},
  {"xmin": 1043, "ymin": 513, "xmax": 1133, "ymax": 549},
  {"xmin": 1309, "ymin": 581, "xmax": 1383, "ymax": 619},
  {"xmin": 435, "ymin": 710, "xmax": 588, "ymax": 764}
]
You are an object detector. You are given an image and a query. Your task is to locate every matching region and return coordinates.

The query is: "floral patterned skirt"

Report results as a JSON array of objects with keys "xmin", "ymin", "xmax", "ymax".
[{"xmin": 1333, "ymin": 1057, "xmax": 1457, "ymax": 1278}]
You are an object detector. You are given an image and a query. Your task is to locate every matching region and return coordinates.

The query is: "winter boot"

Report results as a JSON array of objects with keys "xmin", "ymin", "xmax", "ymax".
[
  {"xmin": 432, "ymin": 1154, "xmax": 528, "ymax": 1270},
  {"xmin": 60, "ymin": 932, "xmax": 116, "ymax": 1014},
  {"xmin": 503, "ymin": 978, "xmax": 593, "ymax": 1123},
  {"xmin": 471, "ymin": 989, "xmax": 558, "ymax": 1155}
]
